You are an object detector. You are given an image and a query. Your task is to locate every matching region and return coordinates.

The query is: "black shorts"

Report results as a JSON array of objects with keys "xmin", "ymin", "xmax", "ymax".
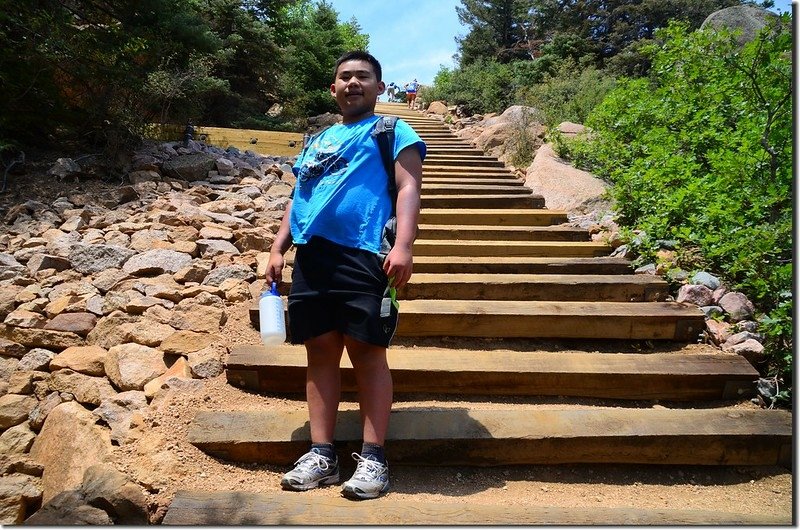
[{"xmin": 288, "ymin": 236, "xmax": 398, "ymax": 347}]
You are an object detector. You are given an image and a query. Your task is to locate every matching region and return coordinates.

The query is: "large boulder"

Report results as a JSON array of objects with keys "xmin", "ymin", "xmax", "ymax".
[
  {"xmin": 701, "ymin": 5, "xmax": 782, "ymax": 46},
  {"xmin": 28, "ymin": 401, "xmax": 112, "ymax": 503}
]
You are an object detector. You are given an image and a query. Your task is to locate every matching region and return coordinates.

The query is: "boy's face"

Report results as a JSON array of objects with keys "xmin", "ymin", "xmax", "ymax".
[{"xmin": 331, "ymin": 59, "xmax": 385, "ymax": 123}]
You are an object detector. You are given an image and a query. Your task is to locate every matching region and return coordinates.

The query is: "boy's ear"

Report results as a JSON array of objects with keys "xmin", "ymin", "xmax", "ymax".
[
  {"xmin": 330, "ymin": 83, "xmax": 336, "ymax": 97},
  {"xmin": 377, "ymin": 81, "xmax": 386, "ymax": 94}
]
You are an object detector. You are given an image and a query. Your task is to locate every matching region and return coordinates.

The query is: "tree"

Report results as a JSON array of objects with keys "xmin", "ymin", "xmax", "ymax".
[{"xmin": 455, "ymin": 0, "xmax": 535, "ymax": 65}]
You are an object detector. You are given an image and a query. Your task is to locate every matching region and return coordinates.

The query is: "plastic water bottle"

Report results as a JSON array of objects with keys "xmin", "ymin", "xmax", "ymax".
[{"xmin": 259, "ymin": 282, "xmax": 286, "ymax": 346}]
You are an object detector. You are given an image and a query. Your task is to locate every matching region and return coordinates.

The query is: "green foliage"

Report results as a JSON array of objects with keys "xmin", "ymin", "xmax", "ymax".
[
  {"xmin": 430, "ymin": 59, "xmax": 515, "ymax": 114},
  {"xmin": 565, "ymin": 20, "xmax": 792, "ymax": 389},
  {"xmin": 517, "ymin": 59, "xmax": 616, "ymax": 126},
  {"xmin": 455, "ymin": 0, "xmax": 535, "ymax": 65}
]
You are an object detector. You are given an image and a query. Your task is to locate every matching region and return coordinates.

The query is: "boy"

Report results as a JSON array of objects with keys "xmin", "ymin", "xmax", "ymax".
[{"xmin": 265, "ymin": 51, "xmax": 426, "ymax": 500}]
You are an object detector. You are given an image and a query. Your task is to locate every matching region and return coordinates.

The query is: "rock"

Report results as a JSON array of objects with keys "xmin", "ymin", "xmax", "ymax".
[
  {"xmin": 676, "ymin": 284, "xmax": 714, "ymax": 307},
  {"xmin": 525, "ymin": 144, "xmax": 608, "ymax": 212},
  {"xmin": 26, "ymin": 254, "xmax": 72, "ymax": 275},
  {"xmin": 0, "ymin": 473, "xmax": 42, "ymax": 524},
  {"xmin": 104, "ymin": 343, "xmax": 168, "ymax": 391},
  {"xmin": 0, "ymin": 338, "xmax": 27, "ymax": 358},
  {"xmin": 4, "ymin": 309, "xmax": 47, "ymax": 329},
  {"xmin": 718, "ymin": 292, "xmax": 756, "ymax": 322},
  {"xmin": 27, "ymin": 392, "xmax": 65, "ymax": 432},
  {"xmin": 118, "ymin": 319, "xmax": 176, "ymax": 347},
  {"xmin": 196, "ymin": 238, "xmax": 240, "ymax": 258},
  {"xmin": 21, "ymin": 489, "xmax": 112, "ymax": 525},
  {"xmin": 43, "ymin": 312, "xmax": 97, "ymax": 336},
  {"xmin": 85, "ymin": 313, "xmax": 140, "ymax": 349},
  {"xmin": 93, "ymin": 391, "xmax": 148, "ymax": 443},
  {"xmin": 702, "ymin": 5, "xmax": 781, "ymax": 46},
  {"xmin": 0, "ymin": 422, "xmax": 36, "ymax": 454},
  {"xmin": 49, "ymin": 345, "xmax": 108, "ymax": 376},
  {"xmin": 17, "ymin": 348, "xmax": 56, "ymax": 371},
  {"xmin": 201, "ymin": 263, "xmax": 256, "ymax": 287},
  {"xmin": 691, "ymin": 271, "xmax": 721, "ymax": 290},
  {"xmin": 169, "ymin": 298, "xmax": 226, "ymax": 333},
  {"xmin": 725, "ymin": 338, "xmax": 766, "ymax": 365},
  {"xmin": 187, "ymin": 346, "xmax": 226, "ymax": 379},
  {"xmin": 160, "ymin": 330, "xmax": 218, "ymax": 355},
  {"xmin": 0, "ymin": 394, "xmax": 38, "ymax": 430},
  {"xmin": 144, "ymin": 357, "xmax": 193, "ymax": 399},
  {"xmin": 68, "ymin": 244, "xmax": 136, "ymax": 274},
  {"xmin": 0, "ymin": 324, "xmax": 85, "ymax": 351},
  {"xmin": 161, "ymin": 152, "xmax": 217, "ymax": 181},
  {"xmin": 49, "ymin": 369, "xmax": 117, "ymax": 406},
  {"xmin": 29, "ymin": 401, "xmax": 113, "ymax": 503},
  {"xmin": 79, "ymin": 463, "xmax": 149, "ymax": 524},
  {"xmin": 426, "ymin": 101, "xmax": 449, "ymax": 115},
  {"xmin": 122, "ymin": 249, "xmax": 193, "ymax": 276}
]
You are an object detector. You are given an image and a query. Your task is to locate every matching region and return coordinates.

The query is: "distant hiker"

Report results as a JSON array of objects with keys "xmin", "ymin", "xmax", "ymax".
[
  {"xmin": 386, "ymin": 82, "xmax": 398, "ymax": 102},
  {"xmin": 266, "ymin": 50, "xmax": 426, "ymax": 500},
  {"xmin": 404, "ymin": 79, "xmax": 419, "ymax": 109}
]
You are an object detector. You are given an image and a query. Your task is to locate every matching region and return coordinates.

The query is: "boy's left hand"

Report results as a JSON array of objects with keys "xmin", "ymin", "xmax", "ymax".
[{"xmin": 383, "ymin": 246, "xmax": 412, "ymax": 289}]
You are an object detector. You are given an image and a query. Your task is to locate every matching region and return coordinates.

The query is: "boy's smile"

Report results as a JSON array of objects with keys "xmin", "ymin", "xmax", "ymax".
[{"xmin": 331, "ymin": 59, "xmax": 385, "ymax": 124}]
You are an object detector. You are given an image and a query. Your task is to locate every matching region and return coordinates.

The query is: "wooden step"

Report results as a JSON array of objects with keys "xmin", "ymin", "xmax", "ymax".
[
  {"xmin": 423, "ymin": 164, "xmax": 518, "ymax": 174},
  {"xmin": 417, "ymin": 224, "xmax": 589, "ymax": 241},
  {"xmin": 163, "ymin": 491, "xmax": 789, "ymax": 525},
  {"xmin": 225, "ymin": 345, "xmax": 758, "ymax": 400},
  {"xmin": 419, "ymin": 208, "xmax": 567, "ymax": 226},
  {"xmin": 412, "ymin": 240, "xmax": 610, "ymax": 257},
  {"xmin": 399, "ymin": 273, "xmax": 668, "ymax": 301},
  {"xmin": 267, "ymin": 274, "xmax": 667, "ymax": 302},
  {"xmin": 395, "ymin": 300, "xmax": 705, "ymax": 340},
  {"xmin": 412, "ymin": 256, "xmax": 633, "ymax": 274},
  {"xmin": 424, "ymin": 158, "xmax": 505, "ymax": 168},
  {"xmin": 187, "ymin": 407, "xmax": 791, "ymax": 466},
  {"xmin": 423, "ymin": 171, "xmax": 520, "ymax": 180},
  {"xmin": 247, "ymin": 300, "xmax": 704, "ymax": 341},
  {"xmin": 422, "ymin": 183, "xmax": 533, "ymax": 195},
  {"xmin": 421, "ymin": 194, "xmax": 545, "ymax": 209}
]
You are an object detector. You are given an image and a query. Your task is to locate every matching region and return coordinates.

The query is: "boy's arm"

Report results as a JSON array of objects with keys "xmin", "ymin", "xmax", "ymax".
[
  {"xmin": 383, "ymin": 145, "xmax": 423, "ymax": 289},
  {"xmin": 266, "ymin": 200, "xmax": 293, "ymax": 285}
]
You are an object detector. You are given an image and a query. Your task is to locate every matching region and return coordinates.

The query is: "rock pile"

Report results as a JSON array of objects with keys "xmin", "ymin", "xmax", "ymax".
[{"xmin": 0, "ymin": 139, "xmax": 294, "ymax": 523}]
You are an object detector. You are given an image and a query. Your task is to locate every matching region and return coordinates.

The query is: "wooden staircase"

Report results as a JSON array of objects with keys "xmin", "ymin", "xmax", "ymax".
[{"xmin": 163, "ymin": 103, "xmax": 791, "ymax": 525}]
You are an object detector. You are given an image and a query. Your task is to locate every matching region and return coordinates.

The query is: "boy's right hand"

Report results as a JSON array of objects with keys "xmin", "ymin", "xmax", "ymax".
[{"xmin": 265, "ymin": 251, "xmax": 285, "ymax": 285}]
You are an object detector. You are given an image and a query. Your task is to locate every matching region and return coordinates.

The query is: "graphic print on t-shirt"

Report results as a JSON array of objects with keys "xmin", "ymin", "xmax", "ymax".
[{"xmin": 297, "ymin": 137, "xmax": 350, "ymax": 183}]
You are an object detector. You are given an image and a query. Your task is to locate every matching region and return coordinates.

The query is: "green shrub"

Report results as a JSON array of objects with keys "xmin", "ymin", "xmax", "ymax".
[
  {"xmin": 564, "ymin": 20, "xmax": 792, "ymax": 396},
  {"xmin": 517, "ymin": 59, "xmax": 617, "ymax": 127}
]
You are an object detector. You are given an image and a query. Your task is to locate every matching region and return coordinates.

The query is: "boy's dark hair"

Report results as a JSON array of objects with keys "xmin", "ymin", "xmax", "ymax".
[{"xmin": 333, "ymin": 50, "xmax": 382, "ymax": 82}]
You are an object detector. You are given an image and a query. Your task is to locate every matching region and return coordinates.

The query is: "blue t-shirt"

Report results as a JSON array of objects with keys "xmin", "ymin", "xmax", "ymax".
[{"xmin": 291, "ymin": 115, "xmax": 426, "ymax": 254}]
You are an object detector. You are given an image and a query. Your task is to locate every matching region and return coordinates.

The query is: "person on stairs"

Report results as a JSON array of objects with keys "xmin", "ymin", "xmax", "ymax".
[
  {"xmin": 404, "ymin": 78, "xmax": 419, "ymax": 109},
  {"xmin": 265, "ymin": 50, "xmax": 426, "ymax": 500}
]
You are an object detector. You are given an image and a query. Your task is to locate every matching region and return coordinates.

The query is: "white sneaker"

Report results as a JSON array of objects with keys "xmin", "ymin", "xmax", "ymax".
[
  {"xmin": 281, "ymin": 450, "xmax": 339, "ymax": 491},
  {"xmin": 341, "ymin": 453, "xmax": 390, "ymax": 500}
]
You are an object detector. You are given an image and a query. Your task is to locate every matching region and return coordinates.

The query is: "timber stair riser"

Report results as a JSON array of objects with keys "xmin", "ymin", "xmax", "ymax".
[
  {"xmin": 421, "ymin": 183, "xmax": 533, "ymax": 196},
  {"xmin": 412, "ymin": 240, "xmax": 610, "ymax": 257},
  {"xmin": 421, "ymin": 195, "xmax": 545, "ymax": 209},
  {"xmin": 417, "ymin": 225, "xmax": 590, "ymax": 241},
  {"xmin": 412, "ymin": 256, "xmax": 634, "ymax": 274},
  {"xmin": 163, "ymin": 492, "xmax": 789, "ymax": 526},
  {"xmin": 226, "ymin": 346, "xmax": 758, "ymax": 401},
  {"xmin": 188, "ymin": 409, "xmax": 791, "ymax": 467},
  {"xmin": 419, "ymin": 208, "xmax": 568, "ymax": 225},
  {"xmin": 248, "ymin": 301, "xmax": 703, "ymax": 341},
  {"xmin": 264, "ymin": 274, "xmax": 669, "ymax": 302}
]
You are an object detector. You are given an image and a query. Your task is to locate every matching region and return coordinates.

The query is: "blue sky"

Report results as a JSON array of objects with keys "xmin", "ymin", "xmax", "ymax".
[{"xmin": 330, "ymin": 0, "xmax": 794, "ymax": 90}]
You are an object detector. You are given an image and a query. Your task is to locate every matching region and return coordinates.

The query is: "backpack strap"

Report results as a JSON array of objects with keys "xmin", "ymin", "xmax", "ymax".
[{"xmin": 371, "ymin": 116, "xmax": 398, "ymax": 214}]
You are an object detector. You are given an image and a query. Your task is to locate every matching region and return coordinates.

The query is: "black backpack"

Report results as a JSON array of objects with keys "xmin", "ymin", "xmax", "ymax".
[{"xmin": 370, "ymin": 116, "xmax": 399, "ymax": 260}]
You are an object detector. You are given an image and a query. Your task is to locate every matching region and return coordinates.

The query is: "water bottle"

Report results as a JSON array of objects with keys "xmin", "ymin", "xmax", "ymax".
[{"xmin": 259, "ymin": 282, "xmax": 286, "ymax": 346}]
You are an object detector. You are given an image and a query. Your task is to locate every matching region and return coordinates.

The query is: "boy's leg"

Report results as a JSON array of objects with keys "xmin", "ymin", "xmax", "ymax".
[
  {"xmin": 344, "ymin": 335, "xmax": 393, "ymax": 444},
  {"xmin": 306, "ymin": 330, "xmax": 345, "ymax": 443}
]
